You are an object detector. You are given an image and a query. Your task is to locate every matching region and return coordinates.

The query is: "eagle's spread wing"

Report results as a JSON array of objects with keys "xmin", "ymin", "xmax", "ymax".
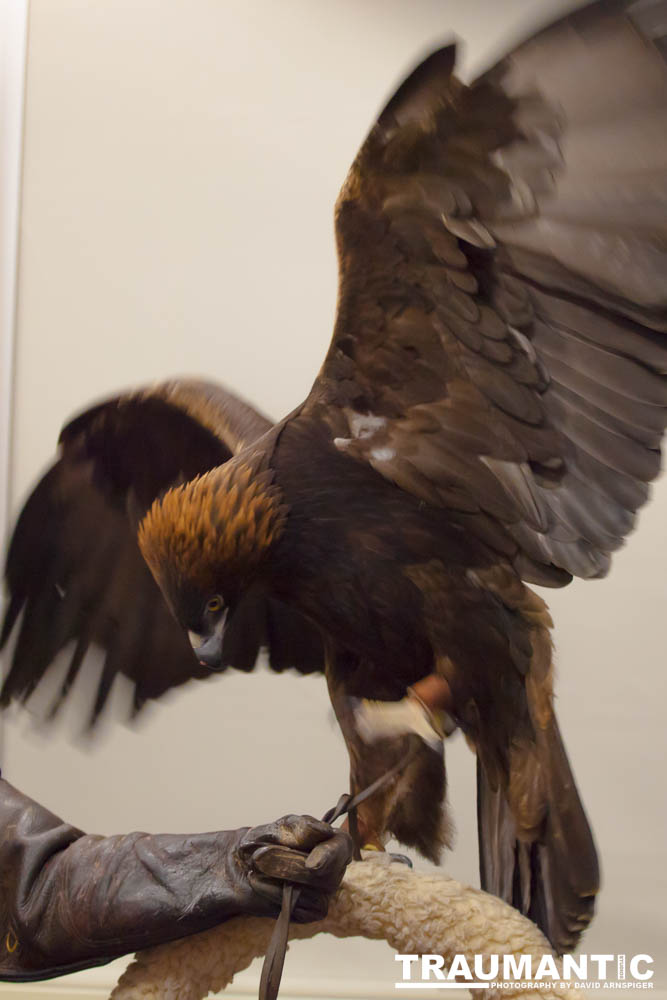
[
  {"xmin": 1, "ymin": 380, "xmax": 324, "ymax": 725},
  {"xmin": 306, "ymin": 0, "xmax": 667, "ymax": 587}
]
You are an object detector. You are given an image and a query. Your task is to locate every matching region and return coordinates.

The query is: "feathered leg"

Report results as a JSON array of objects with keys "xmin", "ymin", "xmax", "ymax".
[{"xmin": 326, "ymin": 649, "xmax": 452, "ymax": 863}]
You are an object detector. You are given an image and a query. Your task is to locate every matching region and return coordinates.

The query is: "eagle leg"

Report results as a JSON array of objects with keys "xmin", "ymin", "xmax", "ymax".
[
  {"xmin": 344, "ymin": 809, "xmax": 412, "ymax": 865},
  {"xmin": 326, "ymin": 655, "xmax": 451, "ymax": 862},
  {"xmin": 341, "ymin": 799, "xmax": 389, "ymax": 853}
]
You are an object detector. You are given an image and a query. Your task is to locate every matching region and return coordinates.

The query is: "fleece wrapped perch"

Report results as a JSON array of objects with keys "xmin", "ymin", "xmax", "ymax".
[{"xmin": 110, "ymin": 854, "xmax": 585, "ymax": 1000}]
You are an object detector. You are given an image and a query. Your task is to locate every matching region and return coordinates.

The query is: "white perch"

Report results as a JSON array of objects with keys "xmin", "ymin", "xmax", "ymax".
[{"xmin": 110, "ymin": 855, "xmax": 585, "ymax": 1000}]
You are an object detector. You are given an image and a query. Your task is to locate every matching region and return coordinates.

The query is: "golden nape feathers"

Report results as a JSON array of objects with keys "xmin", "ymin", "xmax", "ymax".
[{"xmin": 138, "ymin": 461, "xmax": 287, "ymax": 601}]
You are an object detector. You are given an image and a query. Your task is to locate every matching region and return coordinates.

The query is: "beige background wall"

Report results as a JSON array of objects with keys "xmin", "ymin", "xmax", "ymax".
[{"xmin": 1, "ymin": 1, "xmax": 665, "ymax": 996}]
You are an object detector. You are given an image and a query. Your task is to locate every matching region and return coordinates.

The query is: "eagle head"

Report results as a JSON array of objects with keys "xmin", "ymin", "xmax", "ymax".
[{"xmin": 138, "ymin": 460, "xmax": 286, "ymax": 669}]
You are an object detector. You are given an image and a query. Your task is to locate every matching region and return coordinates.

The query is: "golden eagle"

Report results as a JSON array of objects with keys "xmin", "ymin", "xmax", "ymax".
[{"xmin": 3, "ymin": 0, "xmax": 666, "ymax": 955}]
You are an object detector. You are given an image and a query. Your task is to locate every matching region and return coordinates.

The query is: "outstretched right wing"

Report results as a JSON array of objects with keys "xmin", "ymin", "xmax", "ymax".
[
  {"xmin": 1, "ymin": 379, "xmax": 324, "ymax": 726},
  {"xmin": 306, "ymin": 0, "xmax": 667, "ymax": 587}
]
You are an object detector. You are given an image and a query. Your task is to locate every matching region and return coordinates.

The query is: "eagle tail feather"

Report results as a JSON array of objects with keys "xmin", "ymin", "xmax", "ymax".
[{"xmin": 477, "ymin": 713, "xmax": 599, "ymax": 955}]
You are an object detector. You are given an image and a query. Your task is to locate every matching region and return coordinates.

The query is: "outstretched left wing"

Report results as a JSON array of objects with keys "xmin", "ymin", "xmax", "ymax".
[{"xmin": 1, "ymin": 379, "xmax": 324, "ymax": 726}]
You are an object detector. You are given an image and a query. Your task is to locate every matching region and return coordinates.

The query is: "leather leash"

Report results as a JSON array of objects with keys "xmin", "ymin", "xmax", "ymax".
[{"xmin": 258, "ymin": 739, "xmax": 421, "ymax": 1000}]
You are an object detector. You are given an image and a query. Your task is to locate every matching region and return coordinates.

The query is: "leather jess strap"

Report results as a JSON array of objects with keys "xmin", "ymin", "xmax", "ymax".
[{"xmin": 258, "ymin": 739, "xmax": 421, "ymax": 1000}]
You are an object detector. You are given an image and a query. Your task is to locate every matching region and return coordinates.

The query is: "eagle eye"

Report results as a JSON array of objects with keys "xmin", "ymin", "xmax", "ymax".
[{"xmin": 206, "ymin": 595, "xmax": 224, "ymax": 614}]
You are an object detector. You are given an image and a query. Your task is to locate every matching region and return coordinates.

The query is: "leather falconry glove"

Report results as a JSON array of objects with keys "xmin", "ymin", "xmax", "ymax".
[{"xmin": 0, "ymin": 775, "xmax": 353, "ymax": 982}]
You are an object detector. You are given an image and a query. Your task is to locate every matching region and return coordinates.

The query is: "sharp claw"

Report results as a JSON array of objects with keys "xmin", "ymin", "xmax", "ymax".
[
  {"xmin": 388, "ymin": 852, "xmax": 413, "ymax": 868},
  {"xmin": 358, "ymin": 847, "xmax": 413, "ymax": 868}
]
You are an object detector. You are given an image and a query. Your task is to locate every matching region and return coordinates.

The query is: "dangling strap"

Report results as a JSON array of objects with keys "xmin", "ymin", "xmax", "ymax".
[{"xmin": 258, "ymin": 739, "xmax": 421, "ymax": 1000}]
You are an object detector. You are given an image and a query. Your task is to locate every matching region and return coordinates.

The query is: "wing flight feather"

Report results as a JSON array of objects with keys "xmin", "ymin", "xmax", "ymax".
[
  {"xmin": 1, "ymin": 379, "xmax": 323, "ymax": 724},
  {"xmin": 307, "ymin": 0, "xmax": 667, "ymax": 585}
]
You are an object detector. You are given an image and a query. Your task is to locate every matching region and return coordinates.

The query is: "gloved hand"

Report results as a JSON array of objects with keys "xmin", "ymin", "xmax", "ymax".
[
  {"xmin": 0, "ymin": 777, "xmax": 353, "ymax": 982},
  {"xmin": 236, "ymin": 814, "xmax": 353, "ymax": 922}
]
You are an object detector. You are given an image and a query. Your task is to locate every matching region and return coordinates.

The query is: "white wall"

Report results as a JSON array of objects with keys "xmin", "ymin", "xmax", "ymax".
[
  {"xmin": 1, "ymin": 1, "xmax": 666, "ymax": 996},
  {"xmin": 0, "ymin": 0, "xmax": 28, "ymax": 593}
]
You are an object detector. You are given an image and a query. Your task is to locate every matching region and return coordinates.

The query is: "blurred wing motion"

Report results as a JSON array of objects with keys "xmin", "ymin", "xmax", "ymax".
[
  {"xmin": 310, "ymin": 0, "xmax": 667, "ymax": 586},
  {"xmin": 0, "ymin": 380, "xmax": 324, "ymax": 725}
]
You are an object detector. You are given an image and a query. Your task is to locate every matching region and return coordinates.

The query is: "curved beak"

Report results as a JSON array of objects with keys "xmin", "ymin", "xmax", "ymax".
[{"xmin": 188, "ymin": 614, "xmax": 227, "ymax": 670}]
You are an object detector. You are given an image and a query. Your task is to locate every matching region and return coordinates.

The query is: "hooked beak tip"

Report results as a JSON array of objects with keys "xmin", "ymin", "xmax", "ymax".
[
  {"xmin": 189, "ymin": 629, "xmax": 224, "ymax": 670},
  {"xmin": 195, "ymin": 644, "xmax": 224, "ymax": 670}
]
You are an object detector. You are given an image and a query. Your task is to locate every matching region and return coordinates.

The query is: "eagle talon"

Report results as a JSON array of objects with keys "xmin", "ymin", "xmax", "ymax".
[
  {"xmin": 388, "ymin": 851, "xmax": 413, "ymax": 868},
  {"xmin": 358, "ymin": 846, "xmax": 413, "ymax": 868}
]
